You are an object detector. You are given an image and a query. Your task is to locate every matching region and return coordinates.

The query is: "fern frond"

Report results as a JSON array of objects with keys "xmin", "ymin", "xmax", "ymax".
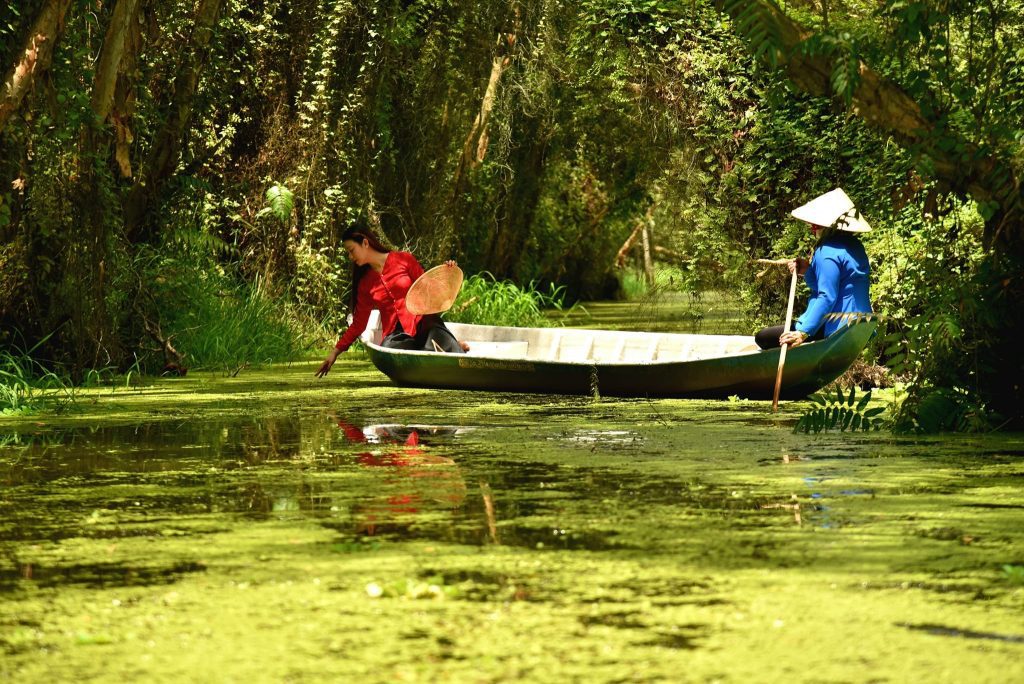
[
  {"xmin": 718, "ymin": 0, "xmax": 784, "ymax": 67},
  {"xmin": 795, "ymin": 384, "xmax": 886, "ymax": 433},
  {"xmin": 263, "ymin": 183, "xmax": 295, "ymax": 224},
  {"xmin": 167, "ymin": 228, "xmax": 235, "ymax": 257}
]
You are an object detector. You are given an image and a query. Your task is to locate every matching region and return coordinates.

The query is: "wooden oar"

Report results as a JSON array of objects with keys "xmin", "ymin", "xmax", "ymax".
[{"xmin": 773, "ymin": 267, "xmax": 799, "ymax": 412}]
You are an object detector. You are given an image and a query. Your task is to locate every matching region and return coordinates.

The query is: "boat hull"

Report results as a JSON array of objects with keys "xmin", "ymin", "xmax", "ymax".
[{"xmin": 365, "ymin": 320, "xmax": 876, "ymax": 400}]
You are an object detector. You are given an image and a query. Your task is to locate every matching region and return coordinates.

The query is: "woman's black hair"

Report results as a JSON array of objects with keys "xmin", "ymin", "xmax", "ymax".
[
  {"xmin": 813, "ymin": 223, "xmax": 840, "ymax": 247},
  {"xmin": 341, "ymin": 218, "xmax": 391, "ymax": 311}
]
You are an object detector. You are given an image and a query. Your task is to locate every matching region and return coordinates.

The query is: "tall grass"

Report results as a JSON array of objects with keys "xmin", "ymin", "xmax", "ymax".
[
  {"xmin": 164, "ymin": 275, "xmax": 305, "ymax": 369},
  {"xmin": 619, "ymin": 265, "xmax": 693, "ymax": 300},
  {"xmin": 445, "ymin": 273, "xmax": 573, "ymax": 327},
  {"xmin": 0, "ymin": 347, "xmax": 76, "ymax": 415}
]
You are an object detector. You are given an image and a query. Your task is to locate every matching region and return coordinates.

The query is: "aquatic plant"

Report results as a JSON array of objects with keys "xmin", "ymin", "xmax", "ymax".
[
  {"xmin": 2, "ymin": 358, "xmax": 1023, "ymax": 681},
  {"xmin": 1003, "ymin": 565, "xmax": 1024, "ymax": 586},
  {"xmin": 445, "ymin": 273, "xmax": 576, "ymax": 328},
  {"xmin": 794, "ymin": 386, "xmax": 885, "ymax": 434},
  {"xmin": 0, "ymin": 353, "xmax": 34, "ymax": 414},
  {"xmin": 0, "ymin": 347, "xmax": 76, "ymax": 415}
]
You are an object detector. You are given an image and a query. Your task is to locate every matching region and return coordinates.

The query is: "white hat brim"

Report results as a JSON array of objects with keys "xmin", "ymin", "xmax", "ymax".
[{"xmin": 791, "ymin": 188, "xmax": 872, "ymax": 233}]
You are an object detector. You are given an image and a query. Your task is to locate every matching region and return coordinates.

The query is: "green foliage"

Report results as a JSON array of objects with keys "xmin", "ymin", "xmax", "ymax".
[
  {"xmin": 166, "ymin": 227, "xmax": 234, "ymax": 258},
  {"xmin": 796, "ymin": 31, "xmax": 864, "ymax": 105},
  {"xmin": 144, "ymin": 250, "xmax": 306, "ymax": 371},
  {"xmin": 290, "ymin": 240, "xmax": 347, "ymax": 334},
  {"xmin": 1003, "ymin": 565, "xmax": 1024, "ymax": 586},
  {"xmin": 0, "ymin": 344, "xmax": 76, "ymax": 415},
  {"xmin": 871, "ymin": 201, "xmax": 998, "ymax": 432},
  {"xmin": 259, "ymin": 183, "xmax": 295, "ymax": 224},
  {"xmin": 0, "ymin": 0, "xmax": 1022, "ymax": 429},
  {"xmin": 794, "ymin": 386, "xmax": 886, "ymax": 434},
  {"xmin": 0, "ymin": 193, "xmax": 10, "ymax": 229},
  {"xmin": 717, "ymin": 0, "xmax": 784, "ymax": 66},
  {"xmin": 619, "ymin": 269, "xmax": 650, "ymax": 301},
  {"xmin": 176, "ymin": 281, "xmax": 300, "ymax": 369},
  {"xmin": 445, "ymin": 273, "xmax": 571, "ymax": 328},
  {"xmin": 619, "ymin": 265, "xmax": 694, "ymax": 300}
]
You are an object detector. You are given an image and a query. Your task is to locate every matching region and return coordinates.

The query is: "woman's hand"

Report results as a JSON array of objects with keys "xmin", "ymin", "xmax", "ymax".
[
  {"xmin": 315, "ymin": 348, "xmax": 341, "ymax": 377},
  {"xmin": 444, "ymin": 259, "xmax": 458, "ymax": 268},
  {"xmin": 779, "ymin": 330, "xmax": 808, "ymax": 347},
  {"xmin": 787, "ymin": 257, "xmax": 809, "ymax": 276}
]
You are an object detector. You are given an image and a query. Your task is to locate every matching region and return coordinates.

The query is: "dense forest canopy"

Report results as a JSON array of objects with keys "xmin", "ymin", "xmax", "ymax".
[{"xmin": 1, "ymin": 0, "xmax": 1022, "ymax": 429}]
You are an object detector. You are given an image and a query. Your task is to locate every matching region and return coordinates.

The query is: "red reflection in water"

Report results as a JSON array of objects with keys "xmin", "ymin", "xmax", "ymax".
[{"xmin": 336, "ymin": 420, "xmax": 466, "ymax": 535}]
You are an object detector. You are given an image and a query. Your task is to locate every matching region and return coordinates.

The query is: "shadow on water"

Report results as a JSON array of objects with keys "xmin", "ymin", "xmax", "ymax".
[
  {"xmin": 0, "ymin": 560, "xmax": 205, "ymax": 591},
  {"xmin": 898, "ymin": 622, "xmax": 1024, "ymax": 643}
]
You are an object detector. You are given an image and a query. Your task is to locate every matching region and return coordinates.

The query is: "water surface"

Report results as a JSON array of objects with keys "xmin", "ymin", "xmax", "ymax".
[{"xmin": 1, "ymin": 303, "xmax": 1022, "ymax": 682}]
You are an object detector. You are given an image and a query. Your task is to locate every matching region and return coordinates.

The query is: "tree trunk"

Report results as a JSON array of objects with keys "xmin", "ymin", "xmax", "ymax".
[
  {"xmin": 641, "ymin": 220, "xmax": 654, "ymax": 286},
  {"xmin": 614, "ymin": 222, "xmax": 644, "ymax": 269},
  {"xmin": 59, "ymin": 0, "xmax": 147, "ymax": 373},
  {"xmin": 451, "ymin": 31, "xmax": 517, "ymax": 200},
  {"xmin": 124, "ymin": 0, "xmax": 224, "ymax": 243},
  {"xmin": 0, "ymin": 0, "xmax": 72, "ymax": 134},
  {"xmin": 112, "ymin": 5, "xmax": 145, "ymax": 179},
  {"xmin": 614, "ymin": 205, "xmax": 656, "ymax": 269},
  {"xmin": 90, "ymin": 0, "xmax": 142, "ymax": 124}
]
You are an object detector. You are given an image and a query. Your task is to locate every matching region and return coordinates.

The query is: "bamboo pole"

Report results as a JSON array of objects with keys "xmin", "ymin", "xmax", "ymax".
[{"xmin": 773, "ymin": 268, "xmax": 799, "ymax": 412}]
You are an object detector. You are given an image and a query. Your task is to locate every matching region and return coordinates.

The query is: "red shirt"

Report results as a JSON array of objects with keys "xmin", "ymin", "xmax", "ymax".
[{"xmin": 335, "ymin": 251, "xmax": 424, "ymax": 351}]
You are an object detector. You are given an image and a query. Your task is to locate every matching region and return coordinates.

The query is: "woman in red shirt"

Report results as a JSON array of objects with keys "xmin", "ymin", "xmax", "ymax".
[{"xmin": 315, "ymin": 223, "xmax": 465, "ymax": 377}]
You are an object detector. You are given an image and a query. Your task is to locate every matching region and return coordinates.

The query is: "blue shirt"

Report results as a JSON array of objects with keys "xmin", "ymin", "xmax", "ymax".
[{"xmin": 796, "ymin": 234, "xmax": 872, "ymax": 337}]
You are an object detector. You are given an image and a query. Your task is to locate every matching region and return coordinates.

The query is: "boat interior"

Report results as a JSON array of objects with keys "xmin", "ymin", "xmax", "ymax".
[{"xmin": 361, "ymin": 312, "xmax": 763, "ymax": 364}]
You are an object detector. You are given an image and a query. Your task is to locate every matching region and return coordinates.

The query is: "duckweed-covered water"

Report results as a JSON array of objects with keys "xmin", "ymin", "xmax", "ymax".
[{"xmin": 2, "ymin": 301, "xmax": 1023, "ymax": 682}]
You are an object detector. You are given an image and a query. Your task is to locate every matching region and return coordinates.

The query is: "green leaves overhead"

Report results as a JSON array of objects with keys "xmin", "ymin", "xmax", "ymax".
[{"xmin": 717, "ymin": 0, "xmax": 784, "ymax": 66}]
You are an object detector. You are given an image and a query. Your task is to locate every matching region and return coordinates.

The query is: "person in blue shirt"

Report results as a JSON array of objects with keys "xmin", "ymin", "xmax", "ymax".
[{"xmin": 755, "ymin": 188, "xmax": 873, "ymax": 349}]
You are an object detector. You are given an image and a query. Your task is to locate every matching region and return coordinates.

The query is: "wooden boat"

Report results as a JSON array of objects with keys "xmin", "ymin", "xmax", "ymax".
[{"xmin": 361, "ymin": 315, "xmax": 877, "ymax": 400}]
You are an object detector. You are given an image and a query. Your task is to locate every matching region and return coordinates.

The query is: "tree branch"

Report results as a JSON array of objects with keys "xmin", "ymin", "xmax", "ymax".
[
  {"xmin": 124, "ymin": 0, "xmax": 224, "ymax": 242},
  {"xmin": 719, "ymin": 0, "xmax": 1021, "ymax": 245}
]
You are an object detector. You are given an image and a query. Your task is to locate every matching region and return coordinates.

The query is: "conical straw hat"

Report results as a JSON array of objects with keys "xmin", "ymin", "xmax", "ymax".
[
  {"xmin": 405, "ymin": 264, "xmax": 464, "ymax": 315},
  {"xmin": 791, "ymin": 188, "xmax": 872, "ymax": 233}
]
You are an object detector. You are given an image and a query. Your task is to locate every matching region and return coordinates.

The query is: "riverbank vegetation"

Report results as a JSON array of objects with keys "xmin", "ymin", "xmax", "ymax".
[{"xmin": 1, "ymin": 0, "xmax": 1022, "ymax": 430}]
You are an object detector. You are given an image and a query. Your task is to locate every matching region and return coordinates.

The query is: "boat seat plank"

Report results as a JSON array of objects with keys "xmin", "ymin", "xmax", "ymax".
[
  {"xmin": 467, "ymin": 341, "xmax": 530, "ymax": 359},
  {"xmin": 548, "ymin": 332, "xmax": 564, "ymax": 361},
  {"xmin": 583, "ymin": 336, "xmax": 595, "ymax": 362},
  {"xmin": 614, "ymin": 337, "xmax": 627, "ymax": 361}
]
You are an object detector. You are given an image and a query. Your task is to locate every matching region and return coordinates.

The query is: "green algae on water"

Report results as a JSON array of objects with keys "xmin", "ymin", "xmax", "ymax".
[{"xmin": 2, "ymin": 343, "xmax": 1024, "ymax": 682}]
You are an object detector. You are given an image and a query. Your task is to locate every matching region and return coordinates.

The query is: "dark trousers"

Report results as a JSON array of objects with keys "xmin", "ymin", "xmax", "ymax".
[
  {"xmin": 754, "ymin": 322, "xmax": 825, "ymax": 350},
  {"xmin": 381, "ymin": 314, "xmax": 465, "ymax": 353}
]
